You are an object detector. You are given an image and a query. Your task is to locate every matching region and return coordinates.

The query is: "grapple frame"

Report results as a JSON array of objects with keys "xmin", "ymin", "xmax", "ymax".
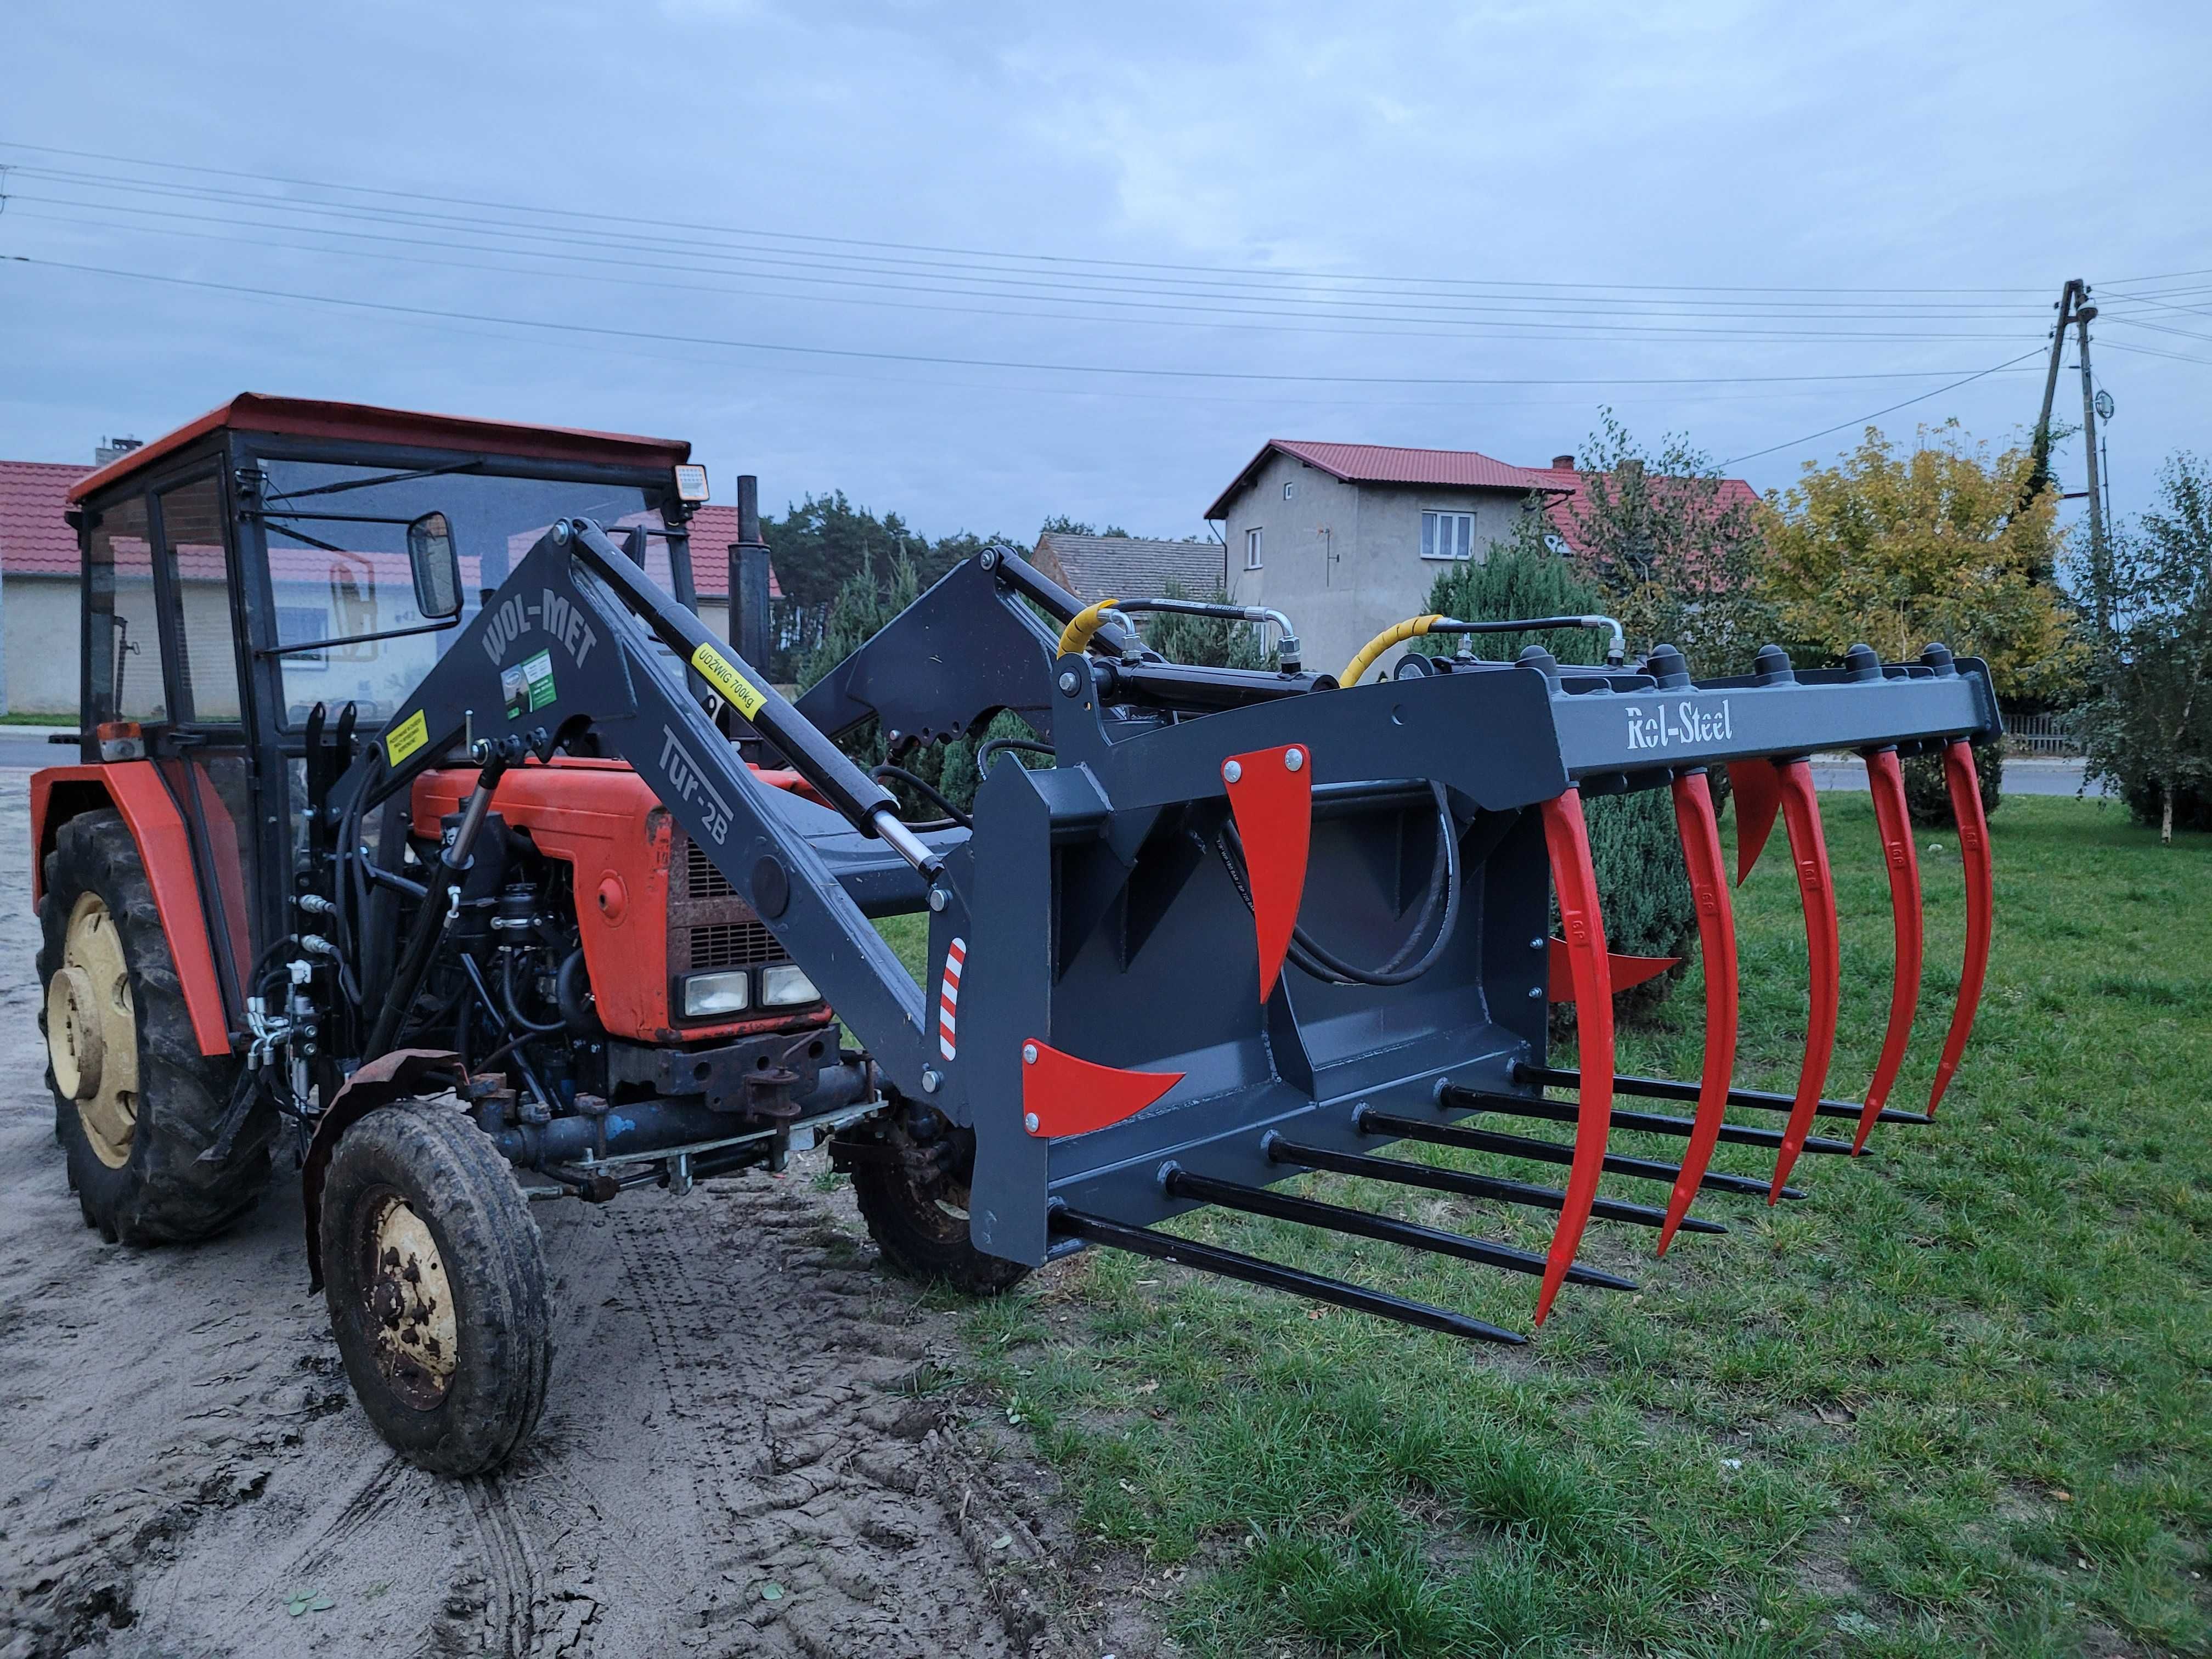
[{"xmin": 353, "ymin": 529, "xmax": 1999, "ymax": 1344}]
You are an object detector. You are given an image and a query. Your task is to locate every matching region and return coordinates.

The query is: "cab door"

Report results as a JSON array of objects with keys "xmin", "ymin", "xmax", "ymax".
[{"xmin": 145, "ymin": 470, "xmax": 267, "ymax": 1024}]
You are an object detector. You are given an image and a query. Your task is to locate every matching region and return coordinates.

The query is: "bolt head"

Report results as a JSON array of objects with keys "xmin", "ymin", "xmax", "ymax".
[
  {"xmin": 1530, "ymin": 936, "xmax": 1545, "ymax": 951},
  {"xmin": 1222, "ymin": 759, "xmax": 1243, "ymax": 783},
  {"xmin": 1284, "ymin": 747, "xmax": 1304, "ymax": 772},
  {"xmin": 1022, "ymin": 1042, "xmax": 1039, "ymax": 1064},
  {"xmin": 1528, "ymin": 985, "xmax": 1545, "ymax": 998},
  {"xmin": 922, "ymin": 1069, "xmax": 941, "ymax": 1094},
  {"xmin": 1057, "ymin": 670, "xmax": 1080, "ymax": 695},
  {"xmin": 1023, "ymin": 1111, "xmax": 1040, "ymax": 1132},
  {"xmin": 551, "ymin": 520, "xmax": 571, "ymax": 544},
  {"xmin": 929, "ymin": 887, "xmax": 948, "ymax": 912}
]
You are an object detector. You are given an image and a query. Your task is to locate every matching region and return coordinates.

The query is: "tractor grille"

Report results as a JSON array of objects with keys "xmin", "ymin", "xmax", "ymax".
[
  {"xmin": 685, "ymin": 837, "xmax": 737, "ymax": 900},
  {"xmin": 688, "ymin": 921, "xmax": 786, "ymax": 971},
  {"xmin": 669, "ymin": 827, "xmax": 793, "ymax": 978}
]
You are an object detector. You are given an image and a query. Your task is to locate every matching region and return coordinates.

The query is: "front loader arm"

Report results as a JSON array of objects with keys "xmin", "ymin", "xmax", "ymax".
[{"xmin": 333, "ymin": 518, "xmax": 947, "ymax": 1094}]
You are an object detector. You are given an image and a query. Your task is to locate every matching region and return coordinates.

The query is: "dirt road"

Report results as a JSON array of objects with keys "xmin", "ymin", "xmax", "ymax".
[{"xmin": 0, "ymin": 775, "xmax": 1112, "ymax": 1659}]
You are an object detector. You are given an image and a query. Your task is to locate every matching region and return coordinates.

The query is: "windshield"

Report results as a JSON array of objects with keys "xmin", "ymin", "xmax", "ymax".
[{"xmin": 258, "ymin": 459, "xmax": 686, "ymax": 727}]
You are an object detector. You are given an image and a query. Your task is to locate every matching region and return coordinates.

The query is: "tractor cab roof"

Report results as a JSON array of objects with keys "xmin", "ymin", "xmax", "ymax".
[{"xmin": 68, "ymin": 393, "xmax": 693, "ymax": 504}]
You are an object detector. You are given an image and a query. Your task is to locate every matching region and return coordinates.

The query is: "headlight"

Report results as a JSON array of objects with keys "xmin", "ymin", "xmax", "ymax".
[
  {"xmin": 681, "ymin": 970, "xmax": 751, "ymax": 1018},
  {"xmin": 760, "ymin": 964, "xmax": 820, "ymax": 1007}
]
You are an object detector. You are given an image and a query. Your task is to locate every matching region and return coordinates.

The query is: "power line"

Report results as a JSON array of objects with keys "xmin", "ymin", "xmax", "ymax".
[
  {"xmin": 0, "ymin": 196, "xmax": 2041, "ymax": 348},
  {"xmin": 0, "ymin": 165, "xmax": 2050, "ymax": 331},
  {"xmin": 1, "ymin": 255, "xmax": 2053, "ymax": 393},
  {"xmin": 1722, "ymin": 348, "xmax": 2046, "ymax": 465},
  {"xmin": 0, "ymin": 138, "xmax": 2066, "ymax": 300}
]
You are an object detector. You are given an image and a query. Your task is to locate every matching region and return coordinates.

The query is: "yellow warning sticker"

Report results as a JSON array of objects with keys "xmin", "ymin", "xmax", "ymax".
[
  {"xmin": 690, "ymin": 642, "xmax": 767, "ymax": 720},
  {"xmin": 385, "ymin": 710, "xmax": 430, "ymax": 766}
]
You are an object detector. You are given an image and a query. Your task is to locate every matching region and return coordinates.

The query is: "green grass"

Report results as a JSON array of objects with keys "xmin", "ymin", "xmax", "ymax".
[{"xmin": 890, "ymin": 797, "xmax": 2212, "ymax": 1656}]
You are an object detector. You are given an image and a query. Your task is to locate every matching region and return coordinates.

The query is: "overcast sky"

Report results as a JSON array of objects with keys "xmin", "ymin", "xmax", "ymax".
[{"xmin": 4, "ymin": 1, "xmax": 2206, "ymax": 548}]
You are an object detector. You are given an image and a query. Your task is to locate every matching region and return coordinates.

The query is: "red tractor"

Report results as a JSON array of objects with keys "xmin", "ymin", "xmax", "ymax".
[{"xmin": 32, "ymin": 397, "xmax": 938, "ymax": 1472}]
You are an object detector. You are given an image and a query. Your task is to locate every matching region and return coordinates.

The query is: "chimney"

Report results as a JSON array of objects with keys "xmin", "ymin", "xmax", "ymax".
[
  {"xmin": 1550, "ymin": 454, "xmax": 1576, "ymax": 472},
  {"xmin": 94, "ymin": 436, "xmax": 143, "ymax": 466}
]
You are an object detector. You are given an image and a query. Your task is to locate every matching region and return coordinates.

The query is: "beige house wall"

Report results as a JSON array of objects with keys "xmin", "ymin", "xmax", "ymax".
[
  {"xmin": 1218, "ymin": 450, "xmax": 1534, "ymax": 682},
  {"xmin": 7, "ymin": 577, "xmax": 80, "ymax": 715}
]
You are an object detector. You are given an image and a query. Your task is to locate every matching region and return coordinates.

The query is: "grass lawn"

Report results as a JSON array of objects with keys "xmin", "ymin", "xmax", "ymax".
[{"xmin": 881, "ymin": 794, "xmax": 2211, "ymax": 1656}]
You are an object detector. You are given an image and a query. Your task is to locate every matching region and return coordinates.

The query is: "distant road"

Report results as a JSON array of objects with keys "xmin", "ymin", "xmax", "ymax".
[
  {"xmin": 0, "ymin": 738, "xmax": 70, "ymax": 771},
  {"xmin": 1808, "ymin": 755, "xmax": 2108, "ymax": 798}
]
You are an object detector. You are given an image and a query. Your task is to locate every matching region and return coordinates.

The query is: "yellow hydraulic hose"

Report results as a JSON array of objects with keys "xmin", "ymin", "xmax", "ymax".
[
  {"xmin": 1340, "ymin": 615, "xmax": 1444, "ymax": 687},
  {"xmin": 1056, "ymin": 598, "xmax": 1123, "ymax": 657}
]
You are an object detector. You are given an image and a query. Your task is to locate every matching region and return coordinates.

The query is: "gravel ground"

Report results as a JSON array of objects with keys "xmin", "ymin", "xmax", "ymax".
[{"xmin": 0, "ymin": 771, "xmax": 1153, "ymax": 1659}]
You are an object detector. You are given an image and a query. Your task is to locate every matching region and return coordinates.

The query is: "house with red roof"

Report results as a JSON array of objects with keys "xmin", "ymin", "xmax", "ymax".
[
  {"xmin": 0, "ymin": 447, "xmax": 779, "ymax": 718},
  {"xmin": 1204, "ymin": 439, "xmax": 1758, "ymax": 681}
]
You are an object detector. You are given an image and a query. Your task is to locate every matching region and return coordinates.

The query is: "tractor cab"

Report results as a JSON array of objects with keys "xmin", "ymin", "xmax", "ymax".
[{"xmin": 49, "ymin": 393, "xmax": 715, "ymax": 1034}]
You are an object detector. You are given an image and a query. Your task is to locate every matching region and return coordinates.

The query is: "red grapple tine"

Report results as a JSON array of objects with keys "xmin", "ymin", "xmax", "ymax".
[
  {"xmin": 1729, "ymin": 759, "xmax": 1784, "ymax": 885},
  {"xmin": 1857, "ymin": 748, "xmax": 1924, "ymax": 1152},
  {"xmin": 1658, "ymin": 772, "xmax": 1739, "ymax": 1255},
  {"xmin": 1222, "ymin": 743, "xmax": 1314, "ymax": 1001},
  {"xmin": 1928, "ymin": 739, "xmax": 1993, "ymax": 1116},
  {"xmin": 1769, "ymin": 759, "xmax": 1841, "ymax": 1199},
  {"xmin": 1534, "ymin": 788, "xmax": 1614, "ymax": 1324}
]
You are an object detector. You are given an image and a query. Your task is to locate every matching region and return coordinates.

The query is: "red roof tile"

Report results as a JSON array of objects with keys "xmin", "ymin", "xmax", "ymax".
[
  {"xmin": 0, "ymin": 460, "xmax": 91, "ymax": 577},
  {"xmin": 1206, "ymin": 439, "xmax": 1570, "ymax": 520},
  {"xmin": 1530, "ymin": 462, "xmax": 1762, "ymax": 557},
  {"xmin": 685, "ymin": 505, "xmax": 783, "ymax": 599}
]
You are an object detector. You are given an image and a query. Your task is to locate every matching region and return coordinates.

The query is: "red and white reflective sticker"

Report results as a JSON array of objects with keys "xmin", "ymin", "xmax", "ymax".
[{"xmin": 938, "ymin": 938, "xmax": 966, "ymax": 1059}]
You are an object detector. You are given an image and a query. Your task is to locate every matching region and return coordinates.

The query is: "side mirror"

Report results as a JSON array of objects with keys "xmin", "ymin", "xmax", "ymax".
[{"xmin": 406, "ymin": 511, "xmax": 462, "ymax": 620}]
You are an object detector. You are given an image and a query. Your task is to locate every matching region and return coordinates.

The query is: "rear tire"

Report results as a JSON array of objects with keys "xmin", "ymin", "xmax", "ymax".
[
  {"xmin": 37, "ymin": 810, "xmax": 270, "ymax": 1244},
  {"xmin": 320, "ymin": 1100, "xmax": 550, "ymax": 1476},
  {"xmin": 852, "ymin": 1122, "xmax": 1030, "ymax": 1296}
]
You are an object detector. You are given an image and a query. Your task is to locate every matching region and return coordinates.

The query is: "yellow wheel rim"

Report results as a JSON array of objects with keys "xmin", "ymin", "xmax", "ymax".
[
  {"xmin": 363, "ymin": 1193, "xmax": 460, "ymax": 1408},
  {"xmin": 50, "ymin": 892, "xmax": 138, "ymax": 1169}
]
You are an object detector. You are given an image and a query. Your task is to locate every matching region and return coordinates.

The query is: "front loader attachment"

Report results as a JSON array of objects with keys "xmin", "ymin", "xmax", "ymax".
[{"xmin": 359, "ymin": 531, "xmax": 2000, "ymax": 1348}]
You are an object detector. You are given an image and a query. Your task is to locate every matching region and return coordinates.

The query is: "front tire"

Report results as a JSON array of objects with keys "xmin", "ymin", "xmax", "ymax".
[
  {"xmin": 320, "ymin": 1100, "xmax": 550, "ymax": 1476},
  {"xmin": 851, "ymin": 1121, "xmax": 1030, "ymax": 1296},
  {"xmin": 37, "ymin": 810, "xmax": 269, "ymax": 1243}
]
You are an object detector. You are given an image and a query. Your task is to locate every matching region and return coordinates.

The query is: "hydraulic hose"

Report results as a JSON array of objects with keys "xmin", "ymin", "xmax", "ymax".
[
  {"xmin": 1216, "ymin": 781, "xmax": 1463, "ymax": 988},
  {"xmin": 1340, "ymin": 613, "xmax": 1628, "ymax": 685}
]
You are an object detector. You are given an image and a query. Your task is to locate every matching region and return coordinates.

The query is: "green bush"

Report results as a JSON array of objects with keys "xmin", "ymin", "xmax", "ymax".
[
  {"xmin": 1901, "ymin": 734, "xmax": 2003, "ymax": 828},
  {"xmin": 1421, "ymin": 545, "xmax": 1696, "ymax": 1014}
]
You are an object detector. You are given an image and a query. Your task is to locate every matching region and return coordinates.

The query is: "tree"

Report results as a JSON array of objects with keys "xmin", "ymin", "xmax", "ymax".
[
  {"xmin": 1419, "ymin": 543, "xmax": 1697, "ymax": 1014},
  {"xmin": 2069, "ymin": 454, "xmax": 2212, "ymax": 843},
  {"xmin": 1756, "ymin": 421, "xmax": 2082, "ymax": 703},
  {"xmin": 1562, "ymin": 412, "xmax": 1779, "ymax": 677},
  {"xmin": 796, "ymin": 549, "xmax": 1036, "ymax": 817},
  {"xmin": 1139, "ymin": 580, "xmax": 1269, "ymax": 669},
  {"xmin": 1040, "ymin": 516, "xmax": 1131, "ymax": 538}
]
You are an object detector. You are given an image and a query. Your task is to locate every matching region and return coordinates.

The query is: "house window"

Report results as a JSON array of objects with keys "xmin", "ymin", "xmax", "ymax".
[
  {"xmin": 1421, "ymin": 510, "xmax": 1476, "ymax": 561},
  {"xmin": 1244, "ymin": 527, "xmax": 1263, "ymax": 570},
  {"xmin": 1283, "ymin": 480, "xmax": 1295, "ymax": 501}
]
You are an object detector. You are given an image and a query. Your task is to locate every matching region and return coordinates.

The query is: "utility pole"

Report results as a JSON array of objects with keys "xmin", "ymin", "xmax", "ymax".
[
  {"xmin": 2076, "ymin": 290, "xmax": 2108, "ymax": 623},
  {"xmin": 2027, "ymin": 278, "xmax": 2083, "ymax": 501}
]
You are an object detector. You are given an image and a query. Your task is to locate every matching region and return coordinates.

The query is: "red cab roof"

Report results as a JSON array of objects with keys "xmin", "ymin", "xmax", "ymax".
[{"xmin": 69, "ymin": 393, "xmax": 693, "ymax": 504}]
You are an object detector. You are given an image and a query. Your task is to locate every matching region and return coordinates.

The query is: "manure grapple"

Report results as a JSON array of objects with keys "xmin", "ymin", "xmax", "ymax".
[
  {"xmin": 33, "ymin": 394, "xmax": 1997, "ymax": 1480},
  {"xmin": 780, "ymin": 546, "xmax": 1999, "ymax": 1338}
]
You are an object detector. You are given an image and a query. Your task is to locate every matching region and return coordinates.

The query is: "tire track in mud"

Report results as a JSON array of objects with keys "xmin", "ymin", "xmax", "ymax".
[
  {"xmin": 458, "ymin": 1474, "xmax": 541, "ymax": 1657},
  {"xmin": 608, "ymin": 1176, "xmax": 1051, "ymax": 1658}
]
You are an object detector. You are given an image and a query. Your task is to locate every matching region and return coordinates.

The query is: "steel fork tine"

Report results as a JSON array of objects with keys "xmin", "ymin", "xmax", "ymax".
[
  {"xmin": 1768, "ymin": 759, "xmax": 1842, "ymax": 1198},
  {"xmin": 1534, "ymin": 787, "xmax": 1614, "ymax": 1324},
  {"xmin": 1927, "ymin": 740, "xmax": 1993, "ymax": 1115},
  {"xmin": 1658, "ymin": 769, "xmax": 1740, "ymax": 1254},
  {"xmin": 1857, "ymin": 748, "xmax": 1925, "ymax": 1152}
]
